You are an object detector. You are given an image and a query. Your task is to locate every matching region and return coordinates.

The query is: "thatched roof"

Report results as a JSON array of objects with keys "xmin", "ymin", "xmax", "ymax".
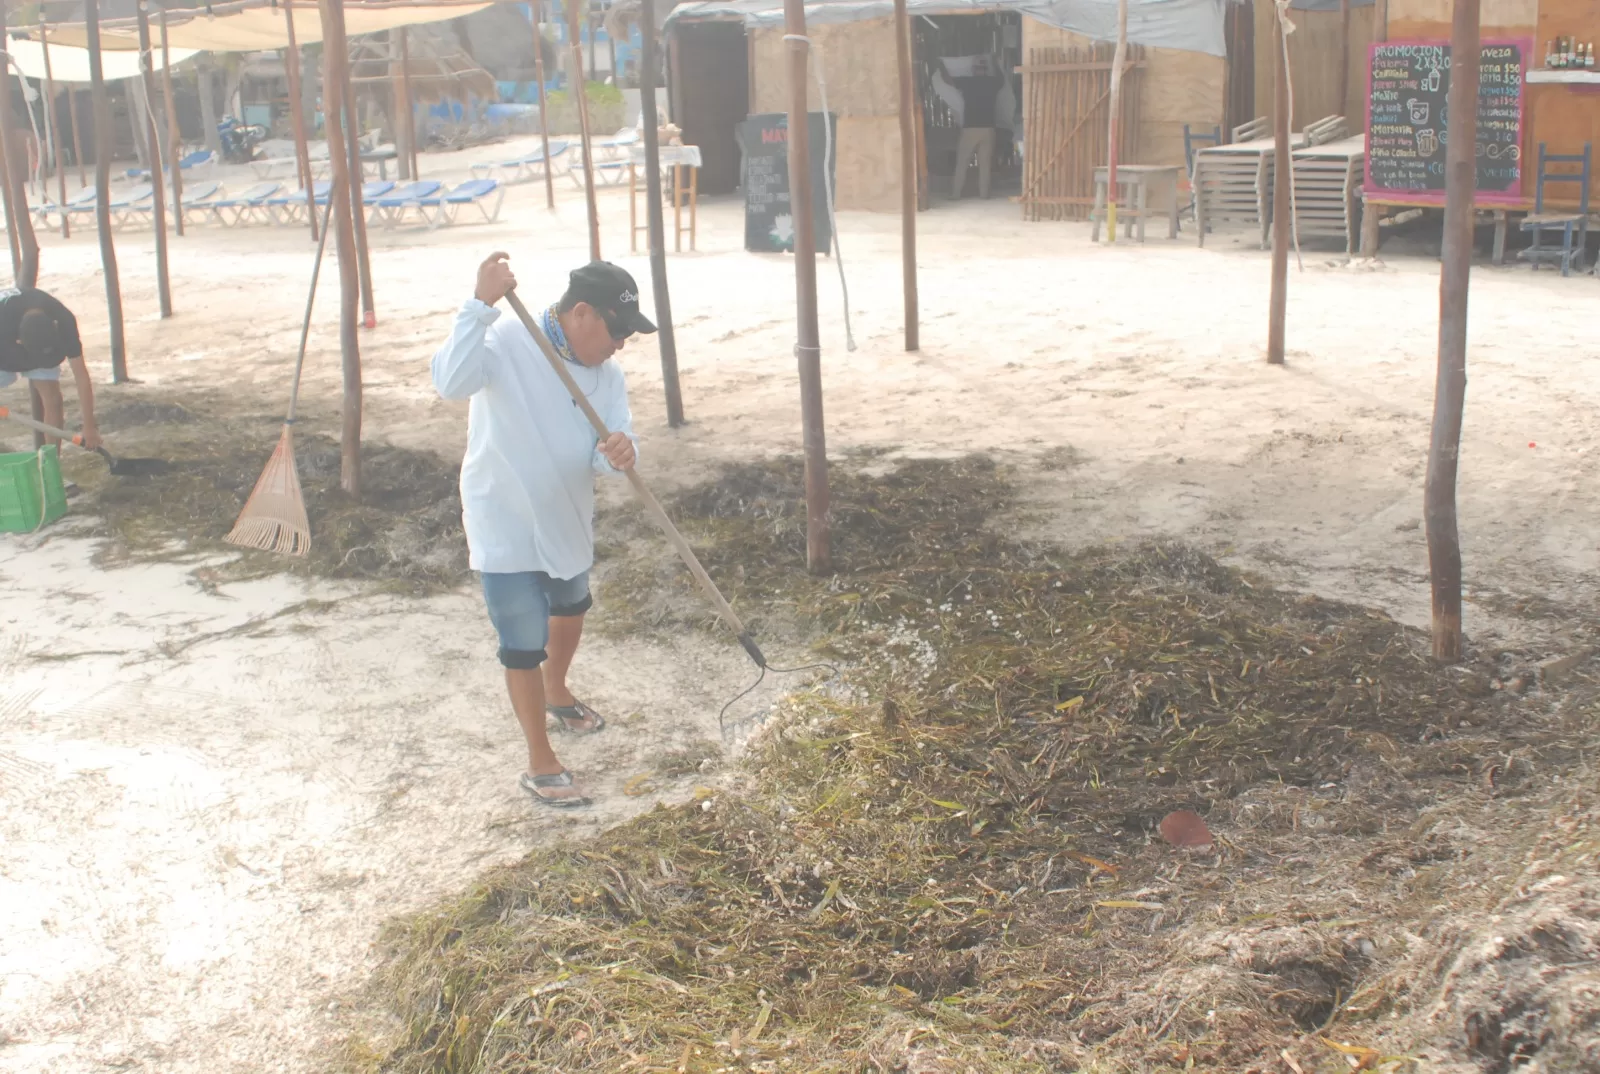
[{"xmin": 347, "ymin": 25, "xmax": 496, "ymax": 103}]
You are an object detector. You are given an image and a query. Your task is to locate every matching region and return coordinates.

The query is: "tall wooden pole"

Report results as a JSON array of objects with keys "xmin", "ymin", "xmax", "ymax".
[
  {"xmin": 318, "ymin": 0, "xmax": 363, "ymax": 497},
  {"xmin": 638, "ymin": 0, "xmax": 684, "ymax": 426},
  {"xmin": 395, "ymin": 28, "xmax": 416, "ymax": 181},
  {"xmin": 69, "ymin": 87, "xmax": 87, "ymax": 188},
  {"xmin": 283, "ymin": 2, "xmax": 318, "ymax": 240},
  {"xmin": 893, "ymin": 0, "xmax": 919, "ymax": 350},
  {"xmin": 1267, "ymin": 5, "xmax": 1290, "ymax": 365},
  {"xmin": 1339, "ymin": 0, "xmax": 1352, "ymax": 119},
  {"xmin": 86, "ymin": 0, "xmax": 127, "ymax": 381},
  {"xmin": 529, "ymin": 4, "xmax": 555, "ymax": 209},
  {"xmin": 1104, "ymin": 0, "xmax": 1128, "ymax": 243},
  {"xmin": 1427, "ymin": 0, "xmax": 1480, "ymax": 663},
  {"xmin": 136, "ymin": 2, "xmax": 172, "ymax": 318},
  {"xmin": 783, "ymin": 0, "xmax": 830, "ymax": 572},
  {"xmin": 567, "ymin": 0, "xmax": 601, "ymax": 260},
  {"xmin": 1358, "ymin": 0, "xmax": 1389, "ymax": 257},
  {"xmin": 336, "ymin": 5, "xmax": 376, "ymax": 329},
  {"xmin": 0, "ymin": 4, "xmax": 39, "ymax": 288},
  {"xmin": 39, "ymin": 25, "xmax": 69, "ymax": 239},
  {"xmin": 160, "ymin": 9, "xmax": 184, "ymax": 237}
]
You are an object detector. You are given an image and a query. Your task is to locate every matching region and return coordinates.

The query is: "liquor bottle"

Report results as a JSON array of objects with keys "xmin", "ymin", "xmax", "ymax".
[
  {"xmin": 1547, "ymin": 39, "xmax": 1558, "ymax": 67},
  {"xmin": 1588, "ymin": 43, "xmax": 1596, "ymax": 68}
]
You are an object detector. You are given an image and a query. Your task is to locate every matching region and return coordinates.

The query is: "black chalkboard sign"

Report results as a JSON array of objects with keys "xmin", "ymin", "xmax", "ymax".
[
  {"xmin": 739, "ymin": 112, "xmax": 836, "ymax": 255},
  {"xmin": 1364, "ymin": 39, "xmax": 1528, "ymax": 205}
]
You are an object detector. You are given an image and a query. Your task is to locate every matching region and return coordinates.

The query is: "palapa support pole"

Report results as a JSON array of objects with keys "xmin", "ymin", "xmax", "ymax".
[
  {"xmin": 782, "ymin": 0, "xmax": 831, "ymax": 573},
  {"xmin": 1267, "ymin": 1, "xmax": 1290, "ymax": 365},
  {"xmin": 336, "ymin": 5, "xmax": 376, "ymax": 330},
  {"xmin": 69, "ymin": 86, "xmax": 87, "ymax": 189},
  {"xmin": 136, "ymin": 2, "xmax": 172, "ymax": 318},
  {"xmin": 1339, "ymin": 0, "xmax": 1351, "ymax": 119},
  {"xmin": 1358, "ymin": 0, "xmax": 1389, "ymax": 257},
  {"xmin": 160, "ymin": 8, "xmax": 183, "ymax": 237},
  {"xmin": 1427, "ymin": 0, "xmax": 1480, "ymax": 663},
  {"xmin": 283, "ymin": 1, "xmax": 318, "ymax": 240},
  {"xmin": 567, "ymin": 0, "xmax": 601, "ymax": 260},
  {"xmin": 1103, "ymin": 0, "xmax": 1128, "ymax": 244},
  {"xmin": 638, "ymin": 0, "xmax": 684, "ymax": 427},
  {"xmin": 394, "ymin": 28, "xmax": 415, "ymax": 181},
  {"xmin": 0, "ymin": 2, "xmax": 39, "ymax": 288},
  {"xmin": 529, "ymin": 3, "xmax": 554, "ymax": 209},
  {"xmin": 86, "ymin": 0, "xmax": 127, "ymax": 381},
  {"xmin": 317, "ymin": 0, "xmax": 363, "ymax": 497},
  {"xmin": 39, "ymin": 24, "xmax": 69, "ymax": 239},
  {"xmin": 893, "ymin": 0, "xmax": 918, "ymax": 351}
]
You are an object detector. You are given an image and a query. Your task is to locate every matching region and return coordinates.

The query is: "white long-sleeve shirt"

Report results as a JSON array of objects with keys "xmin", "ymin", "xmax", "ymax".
[{"xmin": 431, "ymin": 299, "xmax": 636, "ymax": 578}]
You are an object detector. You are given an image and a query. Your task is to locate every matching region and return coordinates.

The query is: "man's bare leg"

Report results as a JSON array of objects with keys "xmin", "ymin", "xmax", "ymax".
[
  {"xmin": 32, "ymin": 381, "xmax": 64, "ymax": 444},
  {"xmin": 505, "ymin": 667, "xmax": 563, "ymax": 776},
  {"xmin": 543, "ymin": 614, "xmax": 601, "ymax": 730}
]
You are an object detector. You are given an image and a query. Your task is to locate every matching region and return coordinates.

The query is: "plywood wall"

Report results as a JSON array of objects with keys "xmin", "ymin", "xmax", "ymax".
[
  {"xmin": 748, "ymin": 20, "xmax": 900, "ymax": 117},
  {"xmin": 1252, "ymin": 3, "xmax": 1376, "ymax": 129},
  {"xmin": 1022, "ymin": 18, "xmax": 1226, "ymax": 166},
  {"xmin": 1387, "ymin": 0, "xmax": 1536, "ymax": 35}
]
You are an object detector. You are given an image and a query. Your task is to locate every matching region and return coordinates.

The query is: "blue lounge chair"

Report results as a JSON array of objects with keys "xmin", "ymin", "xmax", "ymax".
[
  {"xmin": 125, "ymin": 149, "xmax": 217, "ymax": 180},
  {"xmin": 206, "ymin": 181, "xmax": 281, "ymax": 226},
  {"xmin": 172, "ymin": 180, "xmax": 224, "ymax": 226},
  {"xmin": 265, "ymin": 180, "xmax": 333, "ymax": 225},
  {"xmin": 430, "ymin": 179, "xmax": 505, "ymax": 226},
  {"xmin": 568, "ymin": 158, "xmax": 630, "ymax": 189},
  {"xmin": 367, "ymin": 180, "xmax": 444, "ymax": 228},
  {"xmin": 471, "ymin": 139, "xmax": 571, "ymax": 183},
  {"xmin": 32, "ymin": 185, "xmax": 97, "ymax": 226},
  {"xmin": 104, "ymin": 184, "xmax": 155, "ymax": 228}
]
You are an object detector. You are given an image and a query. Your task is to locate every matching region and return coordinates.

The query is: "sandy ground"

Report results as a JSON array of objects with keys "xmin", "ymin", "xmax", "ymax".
[{"xmin": 1, "ymin": 133, "xmax": 1598, "ymax": 1072}]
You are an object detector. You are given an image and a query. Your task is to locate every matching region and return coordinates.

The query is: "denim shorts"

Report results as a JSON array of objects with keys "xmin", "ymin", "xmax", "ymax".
[
  {"xmin": 480, "ymin": 570, "xmax": 593, "ymax": 669},
  {"xmin": 0, "ymin": 366, "xmax": 61, "ymax": 389}
]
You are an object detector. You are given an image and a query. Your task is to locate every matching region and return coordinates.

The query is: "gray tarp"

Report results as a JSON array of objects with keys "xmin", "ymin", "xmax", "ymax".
[{"xmin": 664, "ymin": 0, "xmax": 1233, "ymax": 57}]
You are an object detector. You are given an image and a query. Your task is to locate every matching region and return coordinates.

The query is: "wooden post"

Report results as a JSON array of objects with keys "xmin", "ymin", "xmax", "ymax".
[
  {"xmin": 893, "ymin": 0, "xmax": 919, "ymax": 351},
  {"xmin": 136, "ymin": 2, "xmax": 172, "ymax": 318},
  {"xmin": 639, "ymin": 0, "xmax": 684, "ymax": 426},
  {"xmin": 160, "ymin": 9, "xmax": 184, "ymax": 237},
  {"xmin": 395, "ymin": 28, "xmax": 416, "ymax": 181},
  {"xmin": 69, "ymin": 87, "xmax": 87, "ymax": 188},
  {"xmin": 1267, "ymin": 5, "xmax": 1290, "ymax": 365},
  {"xmin": 783, "ymin": 0, "xmax": 830, "ymax": 573},
  {"xmin": 337, "ymin": 11, "xmax": 376, "ymax": 330},
  {"xmin": 40, "ymin": 24, "xmax": 69, "ymax": 239},
  {"xmin": 0, "ymin": 3, "xmax": 38, "ymax": 288},
  {"xmin": 1358, "ymin": 0, "xmax": 1388, "ymax": 257},
  {"xmin": 283, "ymin": 2, "xmax": 318, "ymax": 240},
  {"xmin": 1104, "ymin": 0, "xmax": 1128, "ymax": 243},
  {"xmin": 86, "ymin": 0, "xmax": 127, "ymax": 382},
  {"xmin": 1339, "ymin": 0, "xmax": 1352, "ymax": 120},
  {"xmin": 318, "ymin": 0, "xmax": 363, "ymax": 497},
  {"xmin": 1427, "ymin": 0, "xmax": 1480, "ymax": 663},
  {"xmin": 530, "ymin": 3, "xmax": 555, "ymax": 209},
  {"xmin": 567, "ymin": 0, "xmax": 601, "ymax": 260}
]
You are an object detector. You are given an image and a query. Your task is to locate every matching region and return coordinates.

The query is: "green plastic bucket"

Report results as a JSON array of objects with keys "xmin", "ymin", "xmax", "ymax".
[{"xmin": 0, "ymin": 445, "xmax": 67, "ymax": 533}]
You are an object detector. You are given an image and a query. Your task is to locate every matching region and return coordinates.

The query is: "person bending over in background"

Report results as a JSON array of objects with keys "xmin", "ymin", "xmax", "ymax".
[{"xmin": 0, "ymin": 287, "xmax": 101, "ymax": 452}]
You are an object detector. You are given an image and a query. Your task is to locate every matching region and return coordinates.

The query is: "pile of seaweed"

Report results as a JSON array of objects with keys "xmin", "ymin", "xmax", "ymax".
[{"xmin": 358, "ymin": 456, "xmax": 1579, "ymax": 1074}]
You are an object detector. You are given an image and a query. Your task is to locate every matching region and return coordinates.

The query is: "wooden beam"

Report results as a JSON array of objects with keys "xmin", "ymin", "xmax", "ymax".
[
  {"xmin": 1358, "ymin": 0, "xmax": 1388, "ymax": 257},
  {"xmin": 317, "ymin": 0, "xmax": 363, "ymax": 497},
  {"xmin": 283, "ymin": 2, "xmax": 318, "ymax": 239},
  {"xmin": 1267, "ymin": 5, "xmax": 1289, "ymax": 364},
  {"xmin": 339, "ymin": 26, "xmax": 376, "ymax": 328},
  {"xmin": 1104, "ymin": 0, "xmax": 1128, "ymax": 242},
  {"xmin": 0, "ymin": 2, "xmax": 38, "ymax": 287},
  {"xmin": 395, "ymin": 28, "xmax": 416, "ymax": 181},
  {"xmin": 894, "ymin": 0, "xmax": 918, "ymax": 349},
  {"xmin": 568, "ymin": 0, "xmax": 600, "ymax": 260},
  {"xmin": 1427, "ymin": 0, "xmax": 1481, "ymax": 663},
  {"xmin": 39, "ymin": 23, "xmax": 69, "ymax": 239},
  {"xmin": 783, "ymin": 0, "xmax": 830, "ymax": 572},
  {"xmin": 638, "ymin": 0, "xmax": 685, "ymax": 427},
  {"xmin": 86, "ymin": 0, "xmax": 127, "ymax": 382},
  {"xmin": 160, "ymin": 9, "xmax": 184, "ymax": 237},
  {"xmin": 136, "ymin": 2, "xmax": 172, "ymax": 317},
  {"xmin": 529, "ymin": 6, "xmax": 554, "ymax": 208}
]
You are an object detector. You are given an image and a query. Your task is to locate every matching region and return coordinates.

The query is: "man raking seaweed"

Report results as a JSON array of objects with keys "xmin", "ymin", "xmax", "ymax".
[{"xmin": 435, "ymin": 255, "xmax": 781, "ymax": 811}]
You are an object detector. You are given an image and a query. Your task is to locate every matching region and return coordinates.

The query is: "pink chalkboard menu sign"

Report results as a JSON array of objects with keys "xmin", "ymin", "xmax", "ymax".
[{"xmin": 1364, "ymin": 40, "xmax": 1530, "ymax": 205}]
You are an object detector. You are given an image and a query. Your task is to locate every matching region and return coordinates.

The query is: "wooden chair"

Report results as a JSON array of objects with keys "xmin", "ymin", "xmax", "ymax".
[
  {"xmin": 1518, "ymin": 143, "xmax": 1591, "ymax": 277},
  {"xmin": 1182, "ymin": 124, "xmax": 1222, "ymax": 221}
]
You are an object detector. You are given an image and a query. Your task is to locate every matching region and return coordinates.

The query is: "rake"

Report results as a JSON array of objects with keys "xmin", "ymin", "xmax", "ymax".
[{"xmin": 224, "ymin": 195, "xmax": 335, "ymax": 557}]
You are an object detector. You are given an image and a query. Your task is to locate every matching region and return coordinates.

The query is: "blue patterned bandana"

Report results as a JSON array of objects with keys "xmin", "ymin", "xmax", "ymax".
[{"xmin": 541, "ymin": 304, "xmax": 580, "ymax": 366}]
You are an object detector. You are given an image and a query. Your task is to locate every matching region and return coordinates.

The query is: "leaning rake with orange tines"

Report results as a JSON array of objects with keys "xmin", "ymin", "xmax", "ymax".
[{"xmin": 224, "ymin": 198, "xmax": 336, "ymax": 556}]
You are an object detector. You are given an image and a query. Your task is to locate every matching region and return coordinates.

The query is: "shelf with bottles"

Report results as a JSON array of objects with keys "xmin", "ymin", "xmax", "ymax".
[
  {"xmin": 1527, "ymin": 68, "xmax": 1600, "ymax": 83},
  {"xmin": 1540, "ymin": 36, "xmax": 1597, "ymax": 72}
]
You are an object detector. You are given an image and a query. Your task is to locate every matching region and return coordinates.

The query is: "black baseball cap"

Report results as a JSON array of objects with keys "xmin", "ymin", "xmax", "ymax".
[{"xmin": 568, "ymin": 261, "xmax": 657, "ymax": 336}]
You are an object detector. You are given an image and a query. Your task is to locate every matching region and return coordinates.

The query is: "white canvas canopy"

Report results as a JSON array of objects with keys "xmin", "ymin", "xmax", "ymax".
[
  {"xmin": 4, "ymin": 37, "xmax": 202, "ymax": 84},
  {"xmin": 41, "ymin": 0, "xmax": 493, "ymax": 53}
]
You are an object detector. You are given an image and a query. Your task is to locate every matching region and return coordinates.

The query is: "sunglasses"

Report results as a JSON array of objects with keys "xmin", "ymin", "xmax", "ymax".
[{"xmin": 596, "ymin": 306, "xmax": 632, "ymax": 341}]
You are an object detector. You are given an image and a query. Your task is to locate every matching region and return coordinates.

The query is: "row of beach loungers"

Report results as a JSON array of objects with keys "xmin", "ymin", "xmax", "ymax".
[
  {"xmin": 470, "ymin": 130, "xmax": 643, "ymax": 188},
  {"xmin": 29, "ymin": 177, "xmax": 505, "ymax": 230}
]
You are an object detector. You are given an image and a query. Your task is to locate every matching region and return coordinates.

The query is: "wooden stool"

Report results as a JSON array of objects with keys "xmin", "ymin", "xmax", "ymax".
[
  {"xmin": 1089, "ymin": 165, "xmax": 1181, "ymax": 243},
  {"xmin": 629, "ymin": 160, "xmax": 699, "ymax": 253}
]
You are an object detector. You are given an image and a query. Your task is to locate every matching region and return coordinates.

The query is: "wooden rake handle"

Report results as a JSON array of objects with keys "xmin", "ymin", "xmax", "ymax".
[{"xmin": 501, "ymin": 290, "xmax": 765, "ymax": 670}]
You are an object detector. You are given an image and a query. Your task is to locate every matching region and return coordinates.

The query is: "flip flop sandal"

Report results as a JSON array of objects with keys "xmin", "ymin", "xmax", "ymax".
[
  {"xmin": 546, "ymin": 699, "xmax": 607, "ymax": 736},
  {"xmin": 520, "ymin": 769, "xmax": 591, "ymax": 809}
]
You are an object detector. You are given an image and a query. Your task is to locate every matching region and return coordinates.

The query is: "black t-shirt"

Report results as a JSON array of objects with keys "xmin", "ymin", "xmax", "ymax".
[
  {"xmin": 0, "ymin": 287, "xmax": 83, "ymax": 373},
  {"xmin": 952, "ymin": 75, "xmax": 1005, "ymax": 128}
]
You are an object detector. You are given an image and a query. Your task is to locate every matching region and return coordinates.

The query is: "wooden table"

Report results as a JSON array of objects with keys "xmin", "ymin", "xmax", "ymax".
[
  {"xmin": 1089, "ymin": 165, "xmax": 1181, "ymax": 242},
  {"xmin": 629, "ymin": 144, "xmax": 702, "ymax": 253},
  {"xmin": 1361, "ymin": 195, "xmax": 1528, "ymax": 264}
]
